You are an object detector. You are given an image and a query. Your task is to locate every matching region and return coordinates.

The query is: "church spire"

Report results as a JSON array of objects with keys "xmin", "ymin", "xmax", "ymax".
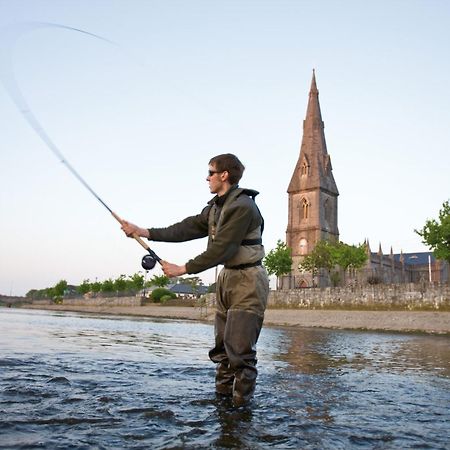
[
  {"xmin": 288, "ymin": 70, "xmax": 338, "ymax": 194},
  {"xmin": 304, "ymin": 69, "xmax": 322, "ymax": 131}
]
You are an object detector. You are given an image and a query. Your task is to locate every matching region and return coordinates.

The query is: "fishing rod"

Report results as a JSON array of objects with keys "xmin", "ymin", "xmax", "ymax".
[
  {"xmin": 47, "ymin": 149, "xmax": 161, "ymax": 271},
  {"xmin": 0, "ymin": 22, "xmax": 161, "ymax": 271}
]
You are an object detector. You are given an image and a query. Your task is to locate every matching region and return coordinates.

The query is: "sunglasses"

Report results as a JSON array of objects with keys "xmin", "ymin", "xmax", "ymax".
[{"xmin": 208, "ymin": 170, "xmax": 226, "ymax": 177}]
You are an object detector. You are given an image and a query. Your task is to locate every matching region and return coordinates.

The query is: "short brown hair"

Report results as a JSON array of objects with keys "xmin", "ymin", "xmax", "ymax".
[{"xmin": 209, "ymin": 153, "xmax": 245, "ymax": 184}]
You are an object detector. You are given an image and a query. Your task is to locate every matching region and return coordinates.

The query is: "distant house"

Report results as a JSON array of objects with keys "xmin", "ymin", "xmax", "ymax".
[
  {"xmin": 63, "ymin": 285, "xmax": 79, "ymax": 297},
  {"xmin": 168, "ymin": 283, "xmax": 209, "ymax": 299}
]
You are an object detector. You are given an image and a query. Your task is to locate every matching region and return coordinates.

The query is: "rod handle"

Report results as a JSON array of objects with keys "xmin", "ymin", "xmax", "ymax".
[{"xmin": 111, "ymin": 211, "xmax": 152, "ymax": 252}]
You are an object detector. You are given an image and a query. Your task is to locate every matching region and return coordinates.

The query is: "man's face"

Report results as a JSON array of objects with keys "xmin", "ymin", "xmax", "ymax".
[{"xmin": 207, "ymin": 164, "xmax": 227, "ymax": 195}]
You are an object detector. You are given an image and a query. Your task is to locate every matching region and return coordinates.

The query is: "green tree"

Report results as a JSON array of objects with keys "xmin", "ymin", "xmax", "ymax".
[
  {"xmin": 114, "ymin": 275, "xmax": 128, "ymax": 292},
  {"xmin": 263, "ymin": 240, "xmax": 293, "ymax": 290},
  {"xmin": 91, "ymin": 280, "xmax": 102, "ymax": 293},
  {"xmin": 53, "ymin": 280, "xmax": 68, "ymax": 297},
  {"xmin": 299, "ymin": 240, "xmax": 335, "ymax": 284},
  {"xmin": 101, "ymin": 278, "xmax": 115, "ymax": 293},
  {"xmin": 128, "ymin": 273, "xmax": 145, "ymax": 291},
  {"xmin": 332, "ymin": 242, "xmax": 368, "ymax": 283},
  {"xmin": 300, "ymin": 240, "xmax": 368, "ymax": 286},
  {"xmin": 149, "ymin": 275, "xmax": 170, "ymax": 288},
  {"xmin": 77, "ymin": 279, "xmax": 91, "ymax": 295},
  {"xmin": 26, "ymin": 289, "xmax": 37, "ymax": 299},
  {"xmin": 415, "ymin": 200, "xmax": 450, "ymax": 263}
]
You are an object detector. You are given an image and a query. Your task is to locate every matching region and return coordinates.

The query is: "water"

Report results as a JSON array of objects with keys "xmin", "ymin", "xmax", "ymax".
[{"xmin": 0, "ymin": 308, "xmax": 449, "ymax": 449}]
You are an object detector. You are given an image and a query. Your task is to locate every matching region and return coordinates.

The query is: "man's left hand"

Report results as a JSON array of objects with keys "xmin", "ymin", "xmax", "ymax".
[{"xmin": 161, "ymin": 261, "xmax": 187, "ymax": 277}]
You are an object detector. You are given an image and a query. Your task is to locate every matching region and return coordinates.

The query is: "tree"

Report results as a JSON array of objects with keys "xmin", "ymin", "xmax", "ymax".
[
  {"xmin": 114, "ymin": 275, "xmax": 128, "ymax": 292},
  {"xmin": 299, "ymin": 240, "xmax": 367, "ymax": 286},
  {"xmin": 101, "ymin": 278, "xmax": 115, "ymax": 293},
  {"xmin": 148, "ymin": 274, "xmax": 170, "ymax": 288},
  {"xmin": 299, "ymin": 240, "xmax": 335, "ymax": 284},
  {"xmin": 91, "ymin": 280, "xmax": 102, "ymax": 293},
  {"xmin": 415, "ymin": 200, "xmax": 450, "ymax": 264},
  {"xmin": 128, "ymin": 273, "xmax": 145, "ymax": 291},
  {"xmin": 77, "ymin": 279, "xmax": 91, "ymax": 295},
  {"xmin": 53, "ymin": 280, "xmax": 68, "ymax": 297},
  {"xmin": 263, "ymin": 240, "xmax": 293, "ymax": 290},
  {"xmin": 332, "ymin": 242, "xmax": 368, "ymax": 284}
]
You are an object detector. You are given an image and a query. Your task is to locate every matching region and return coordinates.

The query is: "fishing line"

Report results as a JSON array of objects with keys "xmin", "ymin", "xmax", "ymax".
[{"xmin": 0, "ymin": 22, "xmax": 161, "ymax": 270}]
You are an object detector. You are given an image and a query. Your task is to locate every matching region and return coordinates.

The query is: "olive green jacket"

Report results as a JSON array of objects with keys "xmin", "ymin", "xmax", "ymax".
[{"xmin": 148, "ymin": 185, "xmax": 265, "ymax": 274}]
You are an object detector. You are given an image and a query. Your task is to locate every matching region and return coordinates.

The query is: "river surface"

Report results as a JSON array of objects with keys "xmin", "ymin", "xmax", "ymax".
[{"xmin": 0, "ymin": 308, "xmax": 449, "ymax": 449}]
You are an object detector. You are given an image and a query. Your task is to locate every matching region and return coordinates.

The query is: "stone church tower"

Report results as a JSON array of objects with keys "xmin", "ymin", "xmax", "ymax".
[{"xmin": 286, "ymin": 70, "xmax": 339, "ymax": 287}]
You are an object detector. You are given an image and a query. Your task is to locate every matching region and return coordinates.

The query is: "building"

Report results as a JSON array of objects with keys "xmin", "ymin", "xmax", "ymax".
[
  {"xmin": 283, "ymin": 71, "xmax": 448, "ymax": 288},
  {"xmin": 285, "ymin": 70, "xmax": 339, "ymax": 288},
  {"xmin": 361, "ymin": 241, "xmax": 449, "ymax": 285}
]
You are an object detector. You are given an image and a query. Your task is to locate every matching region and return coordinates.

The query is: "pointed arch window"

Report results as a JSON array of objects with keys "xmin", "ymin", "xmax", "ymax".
[
  {"xmin": 299, "ymin": 238, "xmax": 308, "ymax": 255},
  {"xmin": 301, "ymin": 197, "xmax": 309, "ymax": 219},
  {"xmin": 301, "ymin": 159, "xmax": 309, "ymax": 176}
]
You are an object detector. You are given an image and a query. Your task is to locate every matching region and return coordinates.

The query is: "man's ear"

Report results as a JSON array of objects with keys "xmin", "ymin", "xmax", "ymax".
[{"xmin": 221, "ymin": 170, "xmax": 229, "ymax": 181}]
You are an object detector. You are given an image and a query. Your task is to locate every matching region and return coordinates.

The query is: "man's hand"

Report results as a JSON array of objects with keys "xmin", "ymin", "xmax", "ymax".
[
  {"xmin": 121, "ymin": 220, "xmax": 149, "ymax": 238},
  {"xmin": 161, "ymin": 261, "xmax": 187, "ymax": 277}
]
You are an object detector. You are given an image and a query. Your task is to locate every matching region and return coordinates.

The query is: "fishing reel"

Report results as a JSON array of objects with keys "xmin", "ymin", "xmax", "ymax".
[
  {"xmin": 141, "ymin": 254, "xmax": 157, "ymax": 270},
  {"xmin": 141, "ymin": 247, "xmax": 161, "ymax": 270}
]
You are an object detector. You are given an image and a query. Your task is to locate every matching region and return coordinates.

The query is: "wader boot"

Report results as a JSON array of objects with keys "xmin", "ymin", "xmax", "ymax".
[
  {"xmin": 226, "ymin": 309, "xmax": 263, "ymax": 407},
  {"xmin": 209, "ymin": 310, "xmax": 235, "ymax": 396}
]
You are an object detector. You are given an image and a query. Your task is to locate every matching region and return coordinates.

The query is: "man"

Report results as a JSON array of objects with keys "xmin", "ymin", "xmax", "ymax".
[{"xmin": 121, "ymin": 153, "xmax": 269, "ymax": 407}]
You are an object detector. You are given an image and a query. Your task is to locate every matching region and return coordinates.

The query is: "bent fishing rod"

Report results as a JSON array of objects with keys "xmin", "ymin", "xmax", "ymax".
[
  {"xmin": 0, "ymin": 22, "xmax": 161, "ymax": 270},
  {"xmin": 50, "ymin": 152, "xmax": 162, "ymax": 271}
]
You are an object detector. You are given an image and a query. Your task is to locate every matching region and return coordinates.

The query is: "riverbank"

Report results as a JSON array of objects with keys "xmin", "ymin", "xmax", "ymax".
[{"xmin": 19, "ymin": 303, "xmax": 450, "ymax": 334}]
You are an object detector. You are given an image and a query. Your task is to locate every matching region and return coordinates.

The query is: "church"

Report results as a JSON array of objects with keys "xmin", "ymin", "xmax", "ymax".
[{"xmin": 283, "ymin": 71, "xmax": 449, "ymax": 288}]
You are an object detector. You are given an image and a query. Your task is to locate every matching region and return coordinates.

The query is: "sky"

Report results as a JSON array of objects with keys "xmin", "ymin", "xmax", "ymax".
[{"xmin": 0, "ymin": 0, "xmax": 449, "ymax": 296}]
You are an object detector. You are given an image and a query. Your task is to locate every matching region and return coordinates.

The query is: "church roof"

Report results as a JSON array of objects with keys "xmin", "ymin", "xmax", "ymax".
[
  {"xmin": 371, "ymin": 251, "xmax": 437, "ymax": 266},
  {"xmin": 394, "ymin": 252, "xmax": 436, "ymax": 265}
]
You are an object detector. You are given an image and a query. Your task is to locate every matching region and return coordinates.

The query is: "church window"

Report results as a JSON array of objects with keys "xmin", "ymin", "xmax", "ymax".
[
  {"xmin": 300, "ymin": 238, "xmax": 308, "ymax": 255},
  {"xmin": 301, "ymin": 160, "xmax": 309, "ymax": 176},
  {"xmin": 301, "ymin": 198, "xmax": 309, "ymax": 219}
]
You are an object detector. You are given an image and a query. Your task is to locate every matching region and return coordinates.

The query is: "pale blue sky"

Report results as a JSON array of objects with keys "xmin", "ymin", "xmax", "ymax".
[{"xmin": 1, "ymin": 0, "xmax": 449, "ymax": 296}]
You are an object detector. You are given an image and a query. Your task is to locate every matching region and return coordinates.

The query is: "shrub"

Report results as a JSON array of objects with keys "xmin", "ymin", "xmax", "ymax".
[
  {"xmin": 151, "ymin": 288, "xmax": 176, "ymax": 303},
  {"xmin": 160, "ymin": 294, "xmax": 174, "ymax": 303}
]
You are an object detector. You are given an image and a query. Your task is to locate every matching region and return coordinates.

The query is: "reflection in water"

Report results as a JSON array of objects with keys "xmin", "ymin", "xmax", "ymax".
[{"xmin": 0, "ymin": 308, "xmax": 449, "ymax": 449}]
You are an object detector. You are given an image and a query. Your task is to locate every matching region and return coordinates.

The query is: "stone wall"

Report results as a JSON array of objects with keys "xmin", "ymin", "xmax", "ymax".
[
  {"xmin": 268, "ymin": 283, "xmax": 450, "ymax": 310},
  {"xmin": 31, "ymin": 297, "xmax": 143, "ymax": 307}
]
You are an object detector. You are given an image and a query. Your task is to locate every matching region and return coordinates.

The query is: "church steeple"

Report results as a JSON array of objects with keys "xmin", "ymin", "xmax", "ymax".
[
  {"xmin": 285, "ymin": 70, "xmax": 340, "ymax": 288},
  {"xmin": 288, "ymin": 70, "xmax": 338, "ymax": 194}
]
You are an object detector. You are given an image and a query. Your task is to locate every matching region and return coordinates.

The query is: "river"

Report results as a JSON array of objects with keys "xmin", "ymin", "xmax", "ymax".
[{"xmin": 0, "ymin": 308, "xmax": 449, "ymax": 449}]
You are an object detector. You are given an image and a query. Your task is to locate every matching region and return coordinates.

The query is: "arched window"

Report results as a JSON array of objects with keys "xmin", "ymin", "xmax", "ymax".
[
  {"xmin": 301, "ymin": 159, "xmax": 309, "ymax": 176},
  {"xmin": 299, "ymin": 238, "xmax": 308, "ymax": 255},
  {"xmin": 301, "ymin": 198, "xmax": 309, "ymax": 219}
]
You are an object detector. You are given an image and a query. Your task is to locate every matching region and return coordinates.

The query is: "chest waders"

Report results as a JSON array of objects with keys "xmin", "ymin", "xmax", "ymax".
[{"xmin": 207, "ymin": 188, "xmax": 269, "ymax": 407}]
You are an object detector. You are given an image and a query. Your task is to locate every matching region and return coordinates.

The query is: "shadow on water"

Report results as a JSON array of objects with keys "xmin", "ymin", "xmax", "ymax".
[{"xmin": 0, "ymin": 308, "xmax": 449, "ymax": 449}]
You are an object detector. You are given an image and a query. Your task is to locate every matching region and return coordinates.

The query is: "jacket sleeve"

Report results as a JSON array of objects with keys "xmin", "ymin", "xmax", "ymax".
[
  {"xmin": 185, "ymin": 198, "xmax": 257, "ymax": 274},
  {"xmin": 149, "ymin": 205, "xmax": 210, "ymax": 242}
]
